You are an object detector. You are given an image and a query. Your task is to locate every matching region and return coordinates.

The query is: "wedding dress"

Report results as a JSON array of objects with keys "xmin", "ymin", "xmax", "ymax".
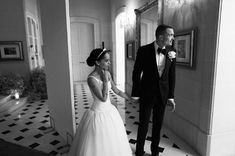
[{"xmin": 68, "ymin": 76, "xmax": 132, "ymax": 156}]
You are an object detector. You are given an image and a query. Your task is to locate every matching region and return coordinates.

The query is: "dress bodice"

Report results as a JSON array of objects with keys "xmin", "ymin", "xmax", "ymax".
[{"xmin": 88, "ymin": 76, "xmax": 112, "ymax": 112}]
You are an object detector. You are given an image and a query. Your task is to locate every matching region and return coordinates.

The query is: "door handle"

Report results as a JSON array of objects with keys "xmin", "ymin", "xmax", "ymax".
[{"xmin": 79, "ymin": 62, "xmax": 85, "ymax": 64}]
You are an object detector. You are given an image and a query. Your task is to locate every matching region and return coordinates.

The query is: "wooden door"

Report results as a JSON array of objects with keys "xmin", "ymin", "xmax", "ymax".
[{"xmin": 71, "ymin": 22, "xmax": 94, "ymax": 82}]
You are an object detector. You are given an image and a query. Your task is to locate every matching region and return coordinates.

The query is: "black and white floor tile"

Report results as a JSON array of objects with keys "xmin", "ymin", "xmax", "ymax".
[
  {"xmin": 0, "ymin": 82, "xmax": 199, "ymax": 156},
  {"xmin": 0, "ymin": 99, "xmax": 68, "ymax": 155}
]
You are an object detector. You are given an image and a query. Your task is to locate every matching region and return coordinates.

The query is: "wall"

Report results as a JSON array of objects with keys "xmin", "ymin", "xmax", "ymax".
[
  {"xmin": 39, "ymin": 0, "xmax": 75, "ymax": 143},
  {"xmin": 210, "ymin": 1, "xmax": 235, "ymax": 155},
  {"xmin": 24, "ymin": 0, "xmax": 38, "ymax": 16},
  {"xmin": 162, "ymin": 0, "xmax": 220, "ymax": 155},
  {"xmin": 0, "ymin": 0, "xmax": 29, "ymax": 78}
]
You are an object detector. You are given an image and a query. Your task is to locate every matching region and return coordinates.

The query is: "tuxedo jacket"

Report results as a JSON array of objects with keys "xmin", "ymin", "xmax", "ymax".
[{"xmin": 131, "ymin": 42, "xmax": 176, "ymax": 104}]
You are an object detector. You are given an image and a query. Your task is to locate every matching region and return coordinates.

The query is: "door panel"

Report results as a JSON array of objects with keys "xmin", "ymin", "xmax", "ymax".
[{"xmin": 71, "ymin": 22, "xmax": 94, "ymax": 82}]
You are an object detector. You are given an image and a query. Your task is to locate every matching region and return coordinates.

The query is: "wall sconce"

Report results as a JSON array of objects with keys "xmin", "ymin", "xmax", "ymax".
[
  {"xmin": 122, "ymin": 15, "xmax": 132, "ymax": 29},
  {"xmin": 119, "ymin": 12, "xmax": 129, "ymax": 28},
  {"xmin": 125, "ymin": 6, "xmax": 136, "ymax": 28}
]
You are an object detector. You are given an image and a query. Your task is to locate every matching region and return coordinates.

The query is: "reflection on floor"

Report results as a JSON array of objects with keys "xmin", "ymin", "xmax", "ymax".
[{"xmin": 0, "ymin": 82, "xmax": 199, "ymax": 156}]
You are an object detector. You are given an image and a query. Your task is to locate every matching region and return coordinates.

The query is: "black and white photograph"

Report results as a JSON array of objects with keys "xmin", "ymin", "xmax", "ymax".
[
  {"xmin": 174, "ymin": 29, "xmax": 195, "ymax": 67},
  {"xmin": 0, "ymin": 0, "xmax": 234, "ymax": 156},
  {"xmin": 0, "ymin": 41, "xmax": 24, "ymax": 60}
]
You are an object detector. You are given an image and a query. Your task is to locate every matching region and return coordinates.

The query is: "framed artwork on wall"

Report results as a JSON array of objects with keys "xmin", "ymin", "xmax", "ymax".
[
  {"xmin": 126, "ymin": 40, "xmax": 135, "ymax": 60},
  {"xmin": 0, "ymin": 41, "xmax": 24, "ymax": 61},
  {"xmin": 174, "ymin": 29, "xmax": 195, "ymax": 67}
]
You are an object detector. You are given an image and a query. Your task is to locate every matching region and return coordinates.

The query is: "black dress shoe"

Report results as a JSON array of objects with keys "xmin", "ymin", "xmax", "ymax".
[
  {"xmin": 135, "ymin": 151, "xmax": 145, "ymax": 156},
  {"xmin": 151, "ymin": 153, "xmax": 159, "ymax": 156}
]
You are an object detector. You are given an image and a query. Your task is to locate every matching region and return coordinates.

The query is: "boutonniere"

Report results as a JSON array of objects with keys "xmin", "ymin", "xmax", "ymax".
[{"xmin": 167, "ymin": 51, "xmax": 176, "ymax": 61}]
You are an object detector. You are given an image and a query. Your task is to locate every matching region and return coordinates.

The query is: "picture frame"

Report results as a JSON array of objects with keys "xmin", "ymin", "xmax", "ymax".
[
  {"xmin": 0, "ymin": 41, "xmax": 24, "ymax": 61},
  {"xmin": 126, "ymin": 40, "xmax": 135, "ymax": 60},
  {"xmin": 174, "ymin": 29, "xmax": 195, "ymax": 67}
]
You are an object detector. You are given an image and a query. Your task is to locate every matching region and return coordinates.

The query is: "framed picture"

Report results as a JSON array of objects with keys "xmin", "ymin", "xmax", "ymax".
[
  {"xmin": 0, "ymin": 41, "xmax": 24, "ymax": 61},
  {"xmin": 126, "ymin": 40, "xmax": 135, "ymax": 60},
  {"xmin": 174, "ymin": 29, "xmax": 195, "ymax": 67}
]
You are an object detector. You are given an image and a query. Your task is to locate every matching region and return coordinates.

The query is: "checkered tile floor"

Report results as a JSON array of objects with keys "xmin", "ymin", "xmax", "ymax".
[{"xmin": 0, "ymin": 82, "xmax": 199, "ymax": 156}]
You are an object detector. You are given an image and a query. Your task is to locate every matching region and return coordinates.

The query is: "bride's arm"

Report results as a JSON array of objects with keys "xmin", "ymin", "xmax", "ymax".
[
  {"xmin": 109, "ymin": 73, "xmax": 133, "ymax": 102},
  {"xmin": 87, "ymin": 76, "xmax": 108, "ymax": 102}
]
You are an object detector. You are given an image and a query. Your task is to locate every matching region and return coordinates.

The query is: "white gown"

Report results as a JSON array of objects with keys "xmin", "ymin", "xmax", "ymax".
[{"xmin": 68, "ymin": 76, "xmax": 132, "ymax": 156}]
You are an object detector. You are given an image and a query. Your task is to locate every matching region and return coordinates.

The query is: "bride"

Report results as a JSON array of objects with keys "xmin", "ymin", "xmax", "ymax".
[{"xmin": 67, "ymin": 48, "xmax": 134, "ymax": 156}]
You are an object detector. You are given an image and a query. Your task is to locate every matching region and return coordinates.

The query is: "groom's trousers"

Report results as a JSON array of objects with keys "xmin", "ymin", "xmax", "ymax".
[{"xmin": 135, "ymin": 92, "xmax": 167, "ymax": 156}]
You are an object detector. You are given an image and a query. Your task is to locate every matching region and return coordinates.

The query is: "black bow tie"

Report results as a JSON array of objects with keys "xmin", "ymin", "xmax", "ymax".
[{"xmin": 157, "ymin": 47, "xmax": 166, "ymax": 55}]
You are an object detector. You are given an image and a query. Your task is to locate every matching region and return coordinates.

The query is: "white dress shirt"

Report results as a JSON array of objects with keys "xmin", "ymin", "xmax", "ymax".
[{"xmin": 154, "ymin": 42, "xmax": 166, "ymax": 77}]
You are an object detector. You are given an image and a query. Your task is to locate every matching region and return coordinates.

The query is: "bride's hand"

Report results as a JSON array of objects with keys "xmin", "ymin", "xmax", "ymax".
[
  {"xmin": 101, "ymin": 70, "xmax": 109, "ymax": 82},
  {"xmin": 128, "ymin": 97, "xmax": 139, "ymax": 104}
]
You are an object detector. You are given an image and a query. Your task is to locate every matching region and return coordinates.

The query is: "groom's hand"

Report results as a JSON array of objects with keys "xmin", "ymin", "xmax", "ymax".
[
  {"xmin": 167, "ymin": 99, "xmax": 176, "ymax": 112},
  {"xmin": 131, "ymin": 97, "xmax": 140, "ymax": 104}
]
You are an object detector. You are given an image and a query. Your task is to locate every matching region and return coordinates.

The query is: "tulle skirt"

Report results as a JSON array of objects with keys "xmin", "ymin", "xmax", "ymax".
[{"xmin": 68, "ymin": 103, "xmax": 132, "ymax": 156}]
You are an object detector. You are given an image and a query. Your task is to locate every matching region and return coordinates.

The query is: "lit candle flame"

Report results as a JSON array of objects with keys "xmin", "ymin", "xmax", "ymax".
[{"xmin": 15, "ymin": 92, "xmax": 19, "ymax": 100}]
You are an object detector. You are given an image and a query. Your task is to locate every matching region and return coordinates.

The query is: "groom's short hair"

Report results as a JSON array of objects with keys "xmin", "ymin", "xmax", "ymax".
[{"xmin": 155, "ymin": 24, "xmax": 173, "ymax": 39}]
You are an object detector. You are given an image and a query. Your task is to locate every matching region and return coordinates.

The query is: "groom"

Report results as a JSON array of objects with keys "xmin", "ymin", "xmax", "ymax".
[{"xmin": 132, "ymin": 24, "xmax": 176, "ymax": 156}]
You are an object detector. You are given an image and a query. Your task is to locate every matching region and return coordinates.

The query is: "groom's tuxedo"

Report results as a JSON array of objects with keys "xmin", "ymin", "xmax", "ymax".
[{"xmin": 132, "ymin": 41, "xmax": 176, "ymax": 155}]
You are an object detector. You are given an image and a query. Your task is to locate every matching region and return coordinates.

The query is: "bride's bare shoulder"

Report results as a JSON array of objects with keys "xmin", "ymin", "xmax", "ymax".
[{"xmin": 88, "ymin": 73, "xmax": 101, "ymax": 84}]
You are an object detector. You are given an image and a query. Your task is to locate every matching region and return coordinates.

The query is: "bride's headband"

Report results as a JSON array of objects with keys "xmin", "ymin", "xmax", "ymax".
[{"xmin": 96, "ymin": 48, "xmax": 107, "ymax": 60}]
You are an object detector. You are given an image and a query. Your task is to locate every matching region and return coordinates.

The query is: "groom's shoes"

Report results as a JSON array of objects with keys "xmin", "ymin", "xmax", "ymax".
[
  {"xmin": 151, "ymin": 152, "xmax": 159, "ymax": 156},
  {"xmin": 136, "ymin": 152, "xmax": 159, "ymax": 156},
  {"xmin": 135, "ymin": 151, "xmax": 145, "ymax": 156}
]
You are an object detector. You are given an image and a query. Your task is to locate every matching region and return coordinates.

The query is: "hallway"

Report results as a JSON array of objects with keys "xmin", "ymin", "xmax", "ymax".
[{"xmin": 0, "ymin": 82, "xmax": 199, "ymax": 156}]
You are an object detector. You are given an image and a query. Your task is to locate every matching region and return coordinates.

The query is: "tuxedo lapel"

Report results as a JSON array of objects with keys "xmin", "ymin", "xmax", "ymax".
[
  {"xmin": 149, "ymin": 43, "xmax": 160, "ymax": 78},
  {"xmin": 161, "ymin": 50, "xmax": 171, "ymax": 78}
]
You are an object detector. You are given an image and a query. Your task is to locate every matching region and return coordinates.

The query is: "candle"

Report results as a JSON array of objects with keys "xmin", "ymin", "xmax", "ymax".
[{"xmin": 15, "ymin": 92, "xmax": 19, "ymax": 100}]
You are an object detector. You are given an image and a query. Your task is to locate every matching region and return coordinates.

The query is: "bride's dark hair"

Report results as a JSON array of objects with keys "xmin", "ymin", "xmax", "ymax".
[{"xmin": 86, "ymin": 48, "xmax": 110, "ymax": 67}]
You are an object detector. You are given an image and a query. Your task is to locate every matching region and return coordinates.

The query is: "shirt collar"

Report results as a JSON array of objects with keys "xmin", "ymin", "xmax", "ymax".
[{"xmin": 154, "ymin": 41, "xmax": 165, "ymax": 53}]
